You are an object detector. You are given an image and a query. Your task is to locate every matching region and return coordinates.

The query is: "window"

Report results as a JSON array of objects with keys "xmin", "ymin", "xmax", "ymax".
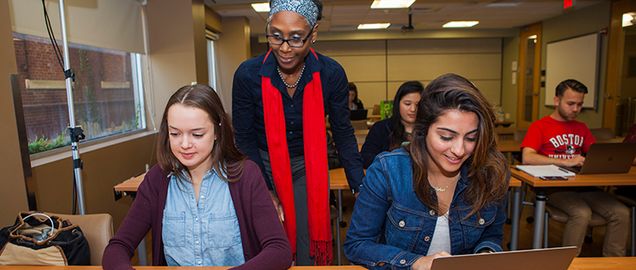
[
  {"xmin": 13, "ymin": 33, "xmax": 146, "ymax": 154},
  {"xmin": 206, "ymin": 30, "xmax": 220, "ymax": 91},
  {"xmin": 207, "ymin": 39, "xmax": 218, "ymax": 91}
]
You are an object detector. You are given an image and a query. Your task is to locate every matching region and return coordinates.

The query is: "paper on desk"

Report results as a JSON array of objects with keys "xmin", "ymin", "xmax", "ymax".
[{"xmin": 515, "ymin": 164, "xmax": 575, "ymax": 177}]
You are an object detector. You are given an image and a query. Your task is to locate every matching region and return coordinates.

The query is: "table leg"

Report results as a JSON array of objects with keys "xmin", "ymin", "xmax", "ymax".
[
  {"xmin": 532, "ymin": 190, "xmax": 547, "ymax": 249},
  {"xmin": 510, "ymin": 185, "xmax": 522, "ymax": 250},
  {"xmin": 336, "ymin": 190, "xmax": 343, "ymax": 265}
]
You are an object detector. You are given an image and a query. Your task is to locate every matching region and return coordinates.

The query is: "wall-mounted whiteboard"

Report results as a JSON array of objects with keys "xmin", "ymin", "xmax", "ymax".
[{"xmin": 545, "ymin": 33, "xmax": 599, "ymax": 108}]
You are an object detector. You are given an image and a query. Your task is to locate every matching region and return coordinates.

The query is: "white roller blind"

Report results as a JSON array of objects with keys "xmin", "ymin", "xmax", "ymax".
[{"xmin": 9, "ymin": 0, "xmax": 145, "ymax": 53}]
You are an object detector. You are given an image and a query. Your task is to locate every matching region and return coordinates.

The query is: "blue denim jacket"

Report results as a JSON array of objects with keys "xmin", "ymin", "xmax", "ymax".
[{"xmin": 344, "ymin": 148, "xmax": 507, "ymax": 269}]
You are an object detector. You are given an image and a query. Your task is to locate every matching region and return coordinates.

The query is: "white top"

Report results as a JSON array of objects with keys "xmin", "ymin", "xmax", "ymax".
[{"xmin": 426, "ymin": 212, "xmax": 451, "ymax": 255}]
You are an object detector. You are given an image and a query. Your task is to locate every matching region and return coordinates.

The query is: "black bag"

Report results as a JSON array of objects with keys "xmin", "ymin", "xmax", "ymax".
[{"xmin": 0, "ymin": 212, "xmax": 90, "ymax": 265}]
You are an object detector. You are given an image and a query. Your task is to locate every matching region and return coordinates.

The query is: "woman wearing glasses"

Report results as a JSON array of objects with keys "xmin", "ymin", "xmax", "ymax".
[{"xmin": 231, "ymin": 0, "xmax": 364, "ymax": 265}]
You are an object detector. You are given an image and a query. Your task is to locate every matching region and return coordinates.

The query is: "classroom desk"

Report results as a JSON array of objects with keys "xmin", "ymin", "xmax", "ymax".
[
  {"xmin": 114, "ymin": 168, "xmax": 353, "ymax": 265},
  {"xmin": 510, "ymin": 166, "xmax": 636, "ymax": 249},
  {"xmin": 1, "ymin": 257, "xmax": 634, "ymax": 269}
]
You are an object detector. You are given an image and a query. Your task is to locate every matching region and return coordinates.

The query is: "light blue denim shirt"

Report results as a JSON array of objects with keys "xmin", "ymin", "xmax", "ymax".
[
  {"xmin": 162, "ymin": 169, "xmax": 245, "ymax": 266},
  {"xmin": 344, "ymin": 148, "xmax": 507, "ymax": 270}
]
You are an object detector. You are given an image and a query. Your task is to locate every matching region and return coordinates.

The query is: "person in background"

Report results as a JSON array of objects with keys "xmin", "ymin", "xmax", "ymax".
[
  {"xmin": 345, "ymin": 74, "xmax": 510, "ymax": 270},
  {"xmin": 360, "ymin": 81, "xmax": 424, "ymax": 168},
  {"xmin": 348, "ymin": 82, "xmax": 364, "ymax": 110},
  {"xmin": 520, "ymin": 79, "xmax": 629, "ymax": 257},
  {"xmin": 231, "ymin": 0, "xmax": 364, "ymax": 265},
  {"xmin": 103, "ymin": 84, "xmax": 291, "ymax": 270}
]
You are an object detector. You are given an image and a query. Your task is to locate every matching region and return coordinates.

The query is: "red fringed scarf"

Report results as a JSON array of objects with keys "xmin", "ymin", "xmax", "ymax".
[{"xmin": 261, "ymin": 48, "xmax": 332, "ymax": 265}]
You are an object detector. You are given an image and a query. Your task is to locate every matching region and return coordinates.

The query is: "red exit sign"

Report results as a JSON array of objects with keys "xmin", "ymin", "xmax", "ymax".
[{"xmin": 564, "ymin": 0, "xmax": 575, "ymax": 9}]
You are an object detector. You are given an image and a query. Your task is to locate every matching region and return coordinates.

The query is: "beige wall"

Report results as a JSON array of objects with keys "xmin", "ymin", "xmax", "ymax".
[
  {"xmin": 0, "ymin": 0, "xmax": 29, "ymax": 226},
  {"xmin": 539, "ymin": 1, "xmax": 611, "ymax": 128},
  {"xmin": 315, "ymin": 38, "xmax": 503, "ymax": 108},
  {"xmin": 216, "ymin": 17, "xmax": 251, "ymax": 112},
  {"xmin": 145, "ymin": 0, "xmax": 199, "ymax": 126}
]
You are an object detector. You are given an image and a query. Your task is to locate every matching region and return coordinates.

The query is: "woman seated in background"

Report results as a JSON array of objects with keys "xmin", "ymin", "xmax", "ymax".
[
  {"xmin": 360, "ymin": 81, "xmax": 424, "ymax": 168},
  {"xmin": 344, "ymin": 74, "xmax": 510, "ymax": 270},
  {"xmin": 348, "ymin": 82, "xmax": 365, "ymax": 110},
  {"xmin": 103, "ymin": 84, "xmax": 291, "ymax": 270}
]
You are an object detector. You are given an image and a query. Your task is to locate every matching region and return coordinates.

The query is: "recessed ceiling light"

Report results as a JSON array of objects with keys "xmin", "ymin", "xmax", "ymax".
[
  {"xmin": 486, "ymin": 3, "xmax": 520, "ymax": 8},
  {"xmin": 442, "ymin": 21, "xmax": 479, "ymax": 28},
  {"xmin": 358, "ymin": 23, "xmax": 391, "ymax": 30},
  {"xmin": 251, "ymin": 2, "xmax": 270, "ymax": 13},
  {"xmin": 371, "ymin": 0, "xmax": 416, "ymax": 9}
]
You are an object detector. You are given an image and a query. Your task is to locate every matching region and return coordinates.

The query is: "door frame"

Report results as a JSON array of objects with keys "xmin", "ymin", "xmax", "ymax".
[{"xmin": 516, "ymin": 23, "xmax": 543, "ymax": 130}]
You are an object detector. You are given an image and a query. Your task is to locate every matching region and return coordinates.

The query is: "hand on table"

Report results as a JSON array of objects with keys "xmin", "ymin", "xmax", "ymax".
[{"xmin": 412, "ymin": 251, "xmax": 451, "ymax": 270}]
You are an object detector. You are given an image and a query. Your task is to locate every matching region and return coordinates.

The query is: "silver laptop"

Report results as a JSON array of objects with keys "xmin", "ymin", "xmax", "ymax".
[
  {"xmin": 431, "ymin": 246, "xmax": 577, "ymax": 270},
  {"xmin": 562, "ymin": 143, "xmax": 636, "ymax": 174}
]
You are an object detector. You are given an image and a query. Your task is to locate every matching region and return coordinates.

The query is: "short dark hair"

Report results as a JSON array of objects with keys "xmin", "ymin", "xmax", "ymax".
[
  {"xmin": 555, "ymin": 79, "xmax": 588, "ymax": 97},
  {"xmin": 348, "ymin": 82, "xmax": 357, "ymax": 93}
]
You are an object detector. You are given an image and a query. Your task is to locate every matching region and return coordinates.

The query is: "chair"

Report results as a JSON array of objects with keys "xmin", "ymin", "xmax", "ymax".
[
  {"xmin": 615, "ymin": 195, "xmax": 636, "ymax": 256},
  {"xmin": 50, "ymin": 213, "xmax": 114, "ymax": 266},
  {"xmin": 372, "ymin": 104, "xmax": 380, "ymax": 115},
  {"xmin": 350, "ymin": 120, "xmax": 368, "ymax": 130},
  {"xmin": 590, "ymin": 128, "xmax": 615, "ymax": 141},
  {"xmin": 514, "ymin": 129, "xmax": 527, "ymax": 141},
  {"xmin": 542, "ymin": 205, "xmax": 607, "ymax": 249}
]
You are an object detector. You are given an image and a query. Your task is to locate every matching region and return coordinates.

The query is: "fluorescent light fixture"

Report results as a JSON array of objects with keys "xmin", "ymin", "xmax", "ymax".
[
  {"xmin": 623, "ymin": 12, "xmax": 635, "ymax": 27},
  {"xmin": 371, "ymin": 0, "xmax": 416, "ymax": 9},
  {"xmin": 251, "ymin": 2, "xmax": 270, "ymax": 12},
  {"xmin": 486, "ymin": 3, "xmax": 520, "ymax": 8},
  {"xmin": 528, "ymin": 35, "xmax": 537, "ymax": 40},
  {"xmin": 357, "ymin": 23, "xmax": 391, "ymax": 30},
  {"xmin": 442, "ymin": 21, "xmax": 479, "ymax": 28}
]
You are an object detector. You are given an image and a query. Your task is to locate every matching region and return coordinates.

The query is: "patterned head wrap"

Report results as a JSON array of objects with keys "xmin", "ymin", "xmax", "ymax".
[{"xmin": 269, "ymin": 0, "xmax": 319, "ymax": 28}]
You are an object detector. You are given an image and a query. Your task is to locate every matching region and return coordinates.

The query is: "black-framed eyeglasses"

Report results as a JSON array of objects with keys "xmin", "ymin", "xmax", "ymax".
[{"xmin": 265, "ymin": 28, "xmax": 313, "ymax": 48}]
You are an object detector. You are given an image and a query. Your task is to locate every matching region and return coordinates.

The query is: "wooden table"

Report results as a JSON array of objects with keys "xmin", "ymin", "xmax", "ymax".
[
  {"xmin": 511, "ymin": 166, "xmax": 636, "ymax": 249},
  {"xmin": 2, "ymin": 257, "xmax": 634, "ymax": 269},
  {"xmin": 114, "ymin": 168, "xmax": 354, "ymax": 265}
]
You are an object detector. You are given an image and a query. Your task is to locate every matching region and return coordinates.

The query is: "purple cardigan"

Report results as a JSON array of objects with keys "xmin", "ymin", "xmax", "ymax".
[{"xmin": 103, "ymin": 160, "xmax": 292, "ymax": 270}]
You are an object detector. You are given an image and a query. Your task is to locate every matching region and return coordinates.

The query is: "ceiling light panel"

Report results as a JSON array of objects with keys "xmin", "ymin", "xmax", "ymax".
[
  {"xmin": 442, "ymin": 21, "xmax": 479, "ymax": 28},
  {"xmin": 251, "ymin": 2, "xmax": 270, "ymax": 12},
  {"xmin": 371, "ymin": 0, "xmax": 416, "ymax": 9},
  {"xmin": 358, "ymin": 23, "xmax": 391, "ymax": 29}
]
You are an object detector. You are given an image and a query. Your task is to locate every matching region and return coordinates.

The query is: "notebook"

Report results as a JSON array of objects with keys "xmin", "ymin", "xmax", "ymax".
[
  {"xmin": 350, "ymin": 109, "xmax": 368, "ymax": 120},
  {"xmin": 560, "ymin": 143, "xmax": 636, "ymax": 174},
  {"xmin": 515, "ymin": 164, "xmax": 575, "ymax": 178},
  {"xmin": 431, "ymin": 246, "xmax": 577, "ymax": 270}
]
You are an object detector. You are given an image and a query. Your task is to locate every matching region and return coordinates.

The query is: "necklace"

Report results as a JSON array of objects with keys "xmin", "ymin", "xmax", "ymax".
[
  {"xmin": 430, "ymin": 184, "xmax": 448, "ymax": 192},
  {"xmin": 277, "ymin": 64, "xmax": 305, "ymax": 89},
  {"xmin": 429, "ymin": 174, "xmax": 460, "ymax": 192}
]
